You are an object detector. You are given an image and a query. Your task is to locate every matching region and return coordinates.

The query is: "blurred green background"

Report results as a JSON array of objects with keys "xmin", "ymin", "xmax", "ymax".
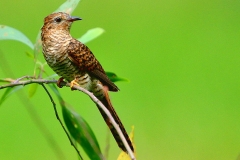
[{"xmin": 1, "ymin": 0, "xmax": 240, "ymax": 159}]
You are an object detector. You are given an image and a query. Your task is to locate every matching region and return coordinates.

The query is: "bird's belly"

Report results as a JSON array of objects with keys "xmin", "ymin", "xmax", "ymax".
[
  {"xmin": 44, "ymin": 52, "xmax": 105, "ymax": 98},
  {"xmin": 46, "ymin": 53, "xmax": 92, "ymax": 91}
]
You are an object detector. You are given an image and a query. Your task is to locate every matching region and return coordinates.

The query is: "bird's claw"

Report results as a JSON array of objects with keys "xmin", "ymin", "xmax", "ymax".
[{"xmin": 70, "ymin": 79, "xmax": 79, "ymax": 90}]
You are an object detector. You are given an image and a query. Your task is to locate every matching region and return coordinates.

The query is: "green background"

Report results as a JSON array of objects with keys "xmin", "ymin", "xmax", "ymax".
[{"xmin": 1, "ymin": 0, "xmax": 240, "ymax": 159}]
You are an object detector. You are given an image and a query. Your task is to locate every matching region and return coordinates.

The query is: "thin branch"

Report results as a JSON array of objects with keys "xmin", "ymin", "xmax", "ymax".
[
  {"xmin": 41, "ymin": 84, "xmax": 83, "ymax": 160},
  {"xmin": 0, "ymin": 78, "xmax": 136, "ymax": 160},
  {"xmin": 13, "ymin": 75, "xmax": 35, "ymax": 83},
  {"xmin": 0, "ymin": 79, "xmax": 57, "ymax": 89}
]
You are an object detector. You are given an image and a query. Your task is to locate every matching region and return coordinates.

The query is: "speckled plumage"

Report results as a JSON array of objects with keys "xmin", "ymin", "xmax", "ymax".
[{"xmin": 41, "ymin": 12, "xmax": 133, "ymax": 152}]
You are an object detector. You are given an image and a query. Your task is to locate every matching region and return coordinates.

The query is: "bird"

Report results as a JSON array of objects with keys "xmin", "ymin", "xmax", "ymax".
[{"xmin": 41, "ymin": 12, "xmax": 134, "ymax": 152}]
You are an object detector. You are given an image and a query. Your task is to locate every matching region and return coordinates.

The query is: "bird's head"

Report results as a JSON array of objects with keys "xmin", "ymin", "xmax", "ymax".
[{"xmin": 42, "ymin": 12, "xmax": 82, "ymax": 31}]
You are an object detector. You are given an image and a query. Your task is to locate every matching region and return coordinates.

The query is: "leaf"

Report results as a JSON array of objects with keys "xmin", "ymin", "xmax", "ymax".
[
  {"xmin": 117, "ymin": 126, "xmax": 136, "ymax": 160},
  {"xmin": 48, "ymin": 84, "xmax": 103, "ymax": 159},
  {"xmin": 0, "ymin": 86, "xmax": 24, "ymax": 106},
  {"xmin": 33, "ymin": 32, "xmax": 42, "ymax": 59},
  {"xmin": 34, "ymin": 0, "xmax": 81, "ymax": 58},
  {"xmin": 78, "ymin": 28, "xmax": 105, "ymax": 44},
  {"xmin": 0, "ymin": 25, "xmax": 34, "ymax": 49},
  {"xmin": 0, "ymin": 88, "xmax": 12, "ymax": 106},
  {"xmin": 106, "ymin": 72, "xmax": 129, "ymax": 82},
  {"xmin": 61, "ymin": 102, "xmax": 104, "ymax": 160},
  {"xmin": 0, "ymin": 78, "xmax": 13, "ymax": 83},
  {"xmin": 54, "ymin": 0, "xmax": 80, "ymax": 14},
  {"xmin": 28, "ymin": 83, "xmax": 38, "ymax": 98}
]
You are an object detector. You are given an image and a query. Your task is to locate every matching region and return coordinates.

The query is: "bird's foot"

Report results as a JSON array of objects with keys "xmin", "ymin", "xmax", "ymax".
[
  {"xmin": 70, "ymin": 78, "xmax": 79, "ymax": 90},
  {"xmin": 57, "ymin": 77, "xmax": 65, "ymax": 88}
]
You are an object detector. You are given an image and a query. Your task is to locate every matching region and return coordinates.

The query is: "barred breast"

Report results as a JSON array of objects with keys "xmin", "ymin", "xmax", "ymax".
[{"xmin": 42, "ymin": 31, "xmax": 93, "ymax": 91}]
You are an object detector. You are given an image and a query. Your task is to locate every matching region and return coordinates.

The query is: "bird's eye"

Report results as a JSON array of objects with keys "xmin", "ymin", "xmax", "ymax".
[{"xmin": 55, "ymin": 17, "xmax": 62, "ymax": 23}]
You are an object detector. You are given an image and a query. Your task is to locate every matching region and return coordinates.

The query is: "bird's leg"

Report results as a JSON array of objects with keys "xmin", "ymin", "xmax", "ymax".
[
  {"xmin": 57, "ymin": 77, "xmax": 65, "ymax": 88},
  {"xmin": 70, "ymin": 76, "xmax": 80, "ymax": 90}
]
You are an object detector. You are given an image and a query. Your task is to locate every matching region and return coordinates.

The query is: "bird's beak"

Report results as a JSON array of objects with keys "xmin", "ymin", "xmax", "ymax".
[{"xmin": 68, "ymin": 16, "xmax": 82, "ymax": 22}]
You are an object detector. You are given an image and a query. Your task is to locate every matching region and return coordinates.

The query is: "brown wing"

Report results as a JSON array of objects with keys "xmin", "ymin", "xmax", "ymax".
[{"xmin": 67, "ymin": 39, "xmax": 119, "ymax": 91}]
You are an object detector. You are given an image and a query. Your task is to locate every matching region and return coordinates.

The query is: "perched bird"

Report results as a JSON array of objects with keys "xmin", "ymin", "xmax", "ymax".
[{"xmin": 41, "ymin": 12, "xmax": 133, "ymax": 152}]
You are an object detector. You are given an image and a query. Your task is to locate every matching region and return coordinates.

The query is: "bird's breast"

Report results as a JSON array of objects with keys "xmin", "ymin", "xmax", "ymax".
[{"xmin": 41, "ymin": 31, "xmax": 105, "ymax": 96}]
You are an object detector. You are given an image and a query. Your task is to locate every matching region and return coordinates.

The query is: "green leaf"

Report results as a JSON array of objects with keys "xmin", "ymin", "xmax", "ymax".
[
  {"xmin": 54, "ymin": 0, "xmax": 80, "ymax": 14},
  {"xmin": 106, "ymin": 72, "xmax": 129, "ymax": 82},
  {"xmin": 34, "ymin": 0, "xmax": 81, "ymax": 59},
  {"xmin": 0, "ymin": 86, "xmax": 23, "ymax": 106},
  {"xmin": 61, "ymin": 102, "xmax": 104, "ymax": 160},
  {"xmin": 28, "ymin": 83, "xmax": 38, "ymax": 98},
  {"xmin": 78, "ymin": 28, "xmax": 105, "ymax": 44},
  {"xmin": 33, "ymin": 32, "xmax": 42, "ymax": 59},
  {"xmin": 0, "ymin": 25, "xmax": 34, "ymax": 49}
]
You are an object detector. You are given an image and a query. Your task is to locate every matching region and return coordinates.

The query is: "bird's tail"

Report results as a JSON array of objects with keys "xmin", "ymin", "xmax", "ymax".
[{"xmin": 96, "ymin": 87, "xmax": 134, "ymax": 152}]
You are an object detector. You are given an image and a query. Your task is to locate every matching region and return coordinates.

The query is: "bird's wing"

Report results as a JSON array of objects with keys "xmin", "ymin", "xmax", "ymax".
[{"xmin": 67, "ymin": 39, "xmax": 119, "ymax": 92}]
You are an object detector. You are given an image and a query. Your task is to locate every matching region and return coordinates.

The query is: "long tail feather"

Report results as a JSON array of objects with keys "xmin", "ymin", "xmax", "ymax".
[{"xmin": 96, "ymin": 87, "xmax": 134, "ymax": 152}]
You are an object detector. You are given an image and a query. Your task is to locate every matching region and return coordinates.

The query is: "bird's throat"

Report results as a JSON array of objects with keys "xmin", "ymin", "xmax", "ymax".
[{"xmin": 42, "ymin": 30, "xmax": 72, "ymax": 56}]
